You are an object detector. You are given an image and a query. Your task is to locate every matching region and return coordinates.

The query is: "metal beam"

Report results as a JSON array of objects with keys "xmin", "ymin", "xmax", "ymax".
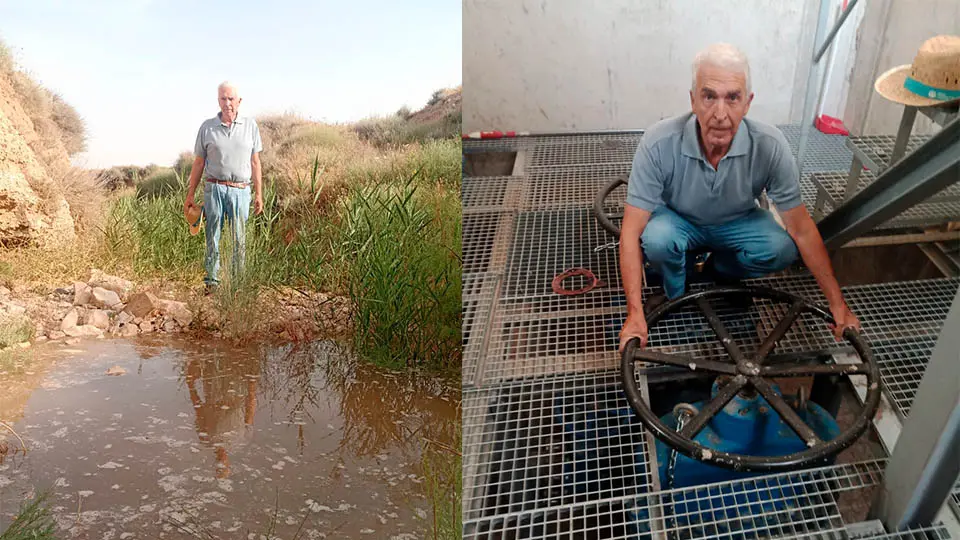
[
  {"xmin": 813, "ymin": 0, "xmax": 861, "ymax": 63},
  {"xmin": 819, "ymin": 115, "xmax": 960, "ymax": 248},
  {"xmin": 869, "ymin": 289, "xmax": 960, "ymax": 530}
]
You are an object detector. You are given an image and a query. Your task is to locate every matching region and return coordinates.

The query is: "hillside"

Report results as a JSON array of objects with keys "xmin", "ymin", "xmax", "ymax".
[{"xmin": 0, "ymin": 43, "xmax": 84, "ymax": 248}]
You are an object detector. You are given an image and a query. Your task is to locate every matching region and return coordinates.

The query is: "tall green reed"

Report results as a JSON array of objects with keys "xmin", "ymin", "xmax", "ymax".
[{"xmin": 336, "ymin": 171, "xmax": 460, "ymax": 372}]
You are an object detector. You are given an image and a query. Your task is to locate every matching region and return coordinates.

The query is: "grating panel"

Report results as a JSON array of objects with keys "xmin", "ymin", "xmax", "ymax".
[
  {"xmin": 464, "ymin": 273, "xmax": 502, "ymax": 388},
  {"xmin": 524, "ymin": 165, "xmax": 631, "ymax": 211},
  {"xmin": 842, "ymin": 278, "xmax": 958, "ymax": 345},
  {"xmin": 526, "ymin": 135, "xmax": 641, "ymax": 169},
  {"xmin": 847, "ymin": 135, "xmax": 932, "ymax": 172},
  {"xmin": 801, "ymin": 172, "xmax": 820, "ymax": 209},
  {"xmin": 815, "ymin": 171, "xmax": 960, "ymax": 203},
  {"xmin": 810, "ymin": 172, "xmax": 960, "ymax": 229},
  {"xmin": 462, "ymin": 459, "xmax": 886, "ymax": 539},
  {"xmin": 463, "ymin": 176, "xmax": 508, "ymax": 210},
  {"xmin": 502, "ymin": 208, "xmax": 621, "ymax": 300},
  {"xmin": 854, "ymin": 525, "xmax": 952, "ymax": 540},
  {"xmin": 463, "ymin": 211, "xmax": 517, "ymax": 275},
  {"xmin": 779, "ymin": 124, "xmax": 855, "ymax": 173},
  {"xmin": 464, "ymin": 138, "xmax": 531, "ymax": 153},
  {"xmin": 868, "ymin": 335, "xmax": 938, "ymax": 420},
  {"xmin": 481, "ymin": 275, "xmax": 853, "ymax": 385},
  {"xmin": 461, "ymin": 372, "xmax": 656, "ymax": 522}
]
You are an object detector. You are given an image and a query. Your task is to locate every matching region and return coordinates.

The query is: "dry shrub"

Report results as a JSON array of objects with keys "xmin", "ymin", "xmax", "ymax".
[
  {"xmin": 258, "ymin": 114, "xmax": 378, "ymax": 197},
  {"xmin": 48, "ymin": 92, "xmax": 86, "ymax": 155},
  {"xmin": 55, "ymin": 167, "xmax": 105, "ymax": 233},
  {"xmin": 95, "ymin": 165, "xmax": 158, "ymax": 191}
]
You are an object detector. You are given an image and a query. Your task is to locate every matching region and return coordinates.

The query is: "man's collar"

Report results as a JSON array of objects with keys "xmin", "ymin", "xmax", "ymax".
[
  {"xmin": 217, "ymin": 112, "xmax": 244, "ymax": 125},
  {"xmin": 681, "ymin": 113, "xmax": 751, "ymax": 162}
]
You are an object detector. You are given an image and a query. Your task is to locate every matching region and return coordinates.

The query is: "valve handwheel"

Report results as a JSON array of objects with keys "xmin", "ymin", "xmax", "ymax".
[
  {"xmin": 621, "ymin": 286, "xmax": 882, "ymax": 472},
  {"xmin": 593, "ymin": 174, "xmax": 628, "ymax": 238}
]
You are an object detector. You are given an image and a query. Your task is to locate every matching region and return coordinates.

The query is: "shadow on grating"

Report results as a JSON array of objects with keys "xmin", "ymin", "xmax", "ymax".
[
  {"xmin": 463, "ymin": 176, "xmax": 511, "ymax": 209},
  {"xmin": 526, "ymin": 136, "xmax": 640, "ymax": 169},
  {"xmin": 503, "ymin": 208, "xmax": 621, "ymax": 299},
  {"xmin": 464, "ymin": 212, "xmax": 505, "ymax": 274},
  {"xmin": 476, "ymin": 375, "xmax": 653, "ymax": 519},
  {"xmin": 465, "ymin": 500, "xmax": 649, "ymax": 540},
  {"xmin": 525, "ymin": 165, "xmax": 630, "ymax": 210}
]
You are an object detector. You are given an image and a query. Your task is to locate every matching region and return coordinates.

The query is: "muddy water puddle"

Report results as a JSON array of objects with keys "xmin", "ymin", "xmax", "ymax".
[{"xmin": 0, "ymin": 337, "xmax": 459, "ymax": 538}]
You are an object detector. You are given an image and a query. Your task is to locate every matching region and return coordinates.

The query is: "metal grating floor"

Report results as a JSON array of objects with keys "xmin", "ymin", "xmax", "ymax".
[
  {"xmin": 526, "ymin": 135, "xmax": 642, "ymax": 169},
  {"xmin": 854, "ymin": 525, "xmax": 953, "ymax": 540},
  {"xmin": 810, "ymin": 172, "xmax": 960, "ymax": 230},
  {"xmin": 847, "ymin": 135, "xmax": 932, "ymax": 172},
  {"xmin": 463, "ymin": 176, "xmax": 527, "ymax": 213},
  {"xmin": 462, "ymin": 130, "xmax": 959, "ymax": 539},
  {"xmin": 779, "ymin": 124, "xmax": 856, "ymax": 173},
  {"xmin": 463, "ymin": 459, "xmax": 887, "ymax": 539},
  {"xmin": 524, "ymin": 165, "xmax": 630, "ymax": 211}
]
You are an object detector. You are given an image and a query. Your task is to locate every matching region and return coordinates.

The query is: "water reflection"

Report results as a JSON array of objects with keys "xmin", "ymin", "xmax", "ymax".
[
  {"xmin": 0, "ymin": 337, "xmax": 459, "ymax": 537},
  {"xmin": 183, "ymin": 355, "xmax": 259, "ymax": 478}
]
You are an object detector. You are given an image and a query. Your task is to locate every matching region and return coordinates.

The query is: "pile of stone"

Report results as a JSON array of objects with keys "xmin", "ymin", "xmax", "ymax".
[{"xmin": 48, "ymin": 269, "xmax": 193, "ymax": 340}]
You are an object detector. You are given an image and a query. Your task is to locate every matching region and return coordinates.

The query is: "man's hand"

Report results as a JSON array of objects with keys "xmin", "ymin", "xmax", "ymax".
[
  {"xmin": 829, "ymin": 301, "xmax": 861, "ymax": 340},
  {"xmin": 253, "ymin": 194, "xmax": 264, "ymax": 216},
  {"xmin": 619, "ymin": 312, "xmax": 649, "ymax": 352},
  {"xmin": 184, "ymin": 194, "xmax": 197, "ymax": 214}
]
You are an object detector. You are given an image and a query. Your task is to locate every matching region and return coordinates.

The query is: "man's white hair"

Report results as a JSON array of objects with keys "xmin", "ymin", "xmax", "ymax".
[
  {"xmin": 218, "ymin": 80, "xmax": 239, "ymax": 96},
  {"xmin": 691, "ymin": 43, "xmax": 752, "ymax": 94}
]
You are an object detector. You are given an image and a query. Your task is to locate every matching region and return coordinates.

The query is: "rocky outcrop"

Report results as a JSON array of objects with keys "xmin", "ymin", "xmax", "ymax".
[
  {"xmin": 0, "ymin": 71, "xmax": 76, "ymax": 247},
  {"xmin": 2, "ymin": 270, "xmax": 196, "ymax": 344}
]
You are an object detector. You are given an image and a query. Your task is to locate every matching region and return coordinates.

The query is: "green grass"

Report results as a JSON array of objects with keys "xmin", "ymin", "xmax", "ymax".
[
  {"xmin": 96, "ymin": 137, "xmax": 461, "ymax": 373},
  {"xmin": 355, "ymin": 110, "xmax": 461, "ymax": 149},
  {"xmin": 336, "ymin": 172, "xmax": 460, "ymax": 372},
  {"xmin": 420, "ymin": 422, "xmax": 462, "ymax": 539},
  {"xmin": 0, "ymin": 491, "xmax": 57, "ymax": 540},
  {"xmin": 0, "ymin": 315, "xmax": 34, "ymax": 349}
]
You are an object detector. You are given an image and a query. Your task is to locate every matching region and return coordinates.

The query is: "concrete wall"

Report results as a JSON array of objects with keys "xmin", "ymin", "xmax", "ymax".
[
  {"xmin": 843, "ymin": 0, "xmax": 960, "ymax": 136},
  {"xmin": 463, "ymin": 0, "xmax": 819, "ymax": 133}
]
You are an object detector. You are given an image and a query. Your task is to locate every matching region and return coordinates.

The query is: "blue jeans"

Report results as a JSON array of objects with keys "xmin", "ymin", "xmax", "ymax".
[
  {"xmin": 641, "ymin": 206, "xmax": 799, "ymax": 299},
  {"xmin": 203, "ymin": 182, "xmax": 251, "ymax": 285}
]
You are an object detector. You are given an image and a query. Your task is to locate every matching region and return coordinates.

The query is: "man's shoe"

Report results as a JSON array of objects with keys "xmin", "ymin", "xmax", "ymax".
[{"xmin": 204, "ymin": 283, "xmax": 219, "ymax": 296}]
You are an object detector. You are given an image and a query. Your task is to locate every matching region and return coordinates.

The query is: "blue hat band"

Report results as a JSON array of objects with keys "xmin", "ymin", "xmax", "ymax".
[{"xmin": 904, "ymin": 76, "xmax": 960, "ymax": 101}]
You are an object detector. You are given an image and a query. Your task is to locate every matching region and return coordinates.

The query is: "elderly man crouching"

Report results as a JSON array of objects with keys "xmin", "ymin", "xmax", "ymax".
[
  {"xmin": 184, "ymin": 81, "xmax": 264, "ymax": 295},
  {"xmin": 618, "ymin": 43, "xmax": 860, "ymax": 351}
]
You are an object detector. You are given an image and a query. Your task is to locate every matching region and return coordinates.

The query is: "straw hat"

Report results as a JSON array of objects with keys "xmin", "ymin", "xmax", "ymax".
[
  {"xmin": 184, "ymin": 203, "xmax": 203, "ymax": 236},
  {"xmin": 875, "ymin": 35, "xmax": 960, "ymax": 107}
]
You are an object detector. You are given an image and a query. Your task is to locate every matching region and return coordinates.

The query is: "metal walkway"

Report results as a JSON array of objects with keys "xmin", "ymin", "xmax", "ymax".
[{"xmin": 462, "ymin": 128, "xmax": 960, "ymax": 539}]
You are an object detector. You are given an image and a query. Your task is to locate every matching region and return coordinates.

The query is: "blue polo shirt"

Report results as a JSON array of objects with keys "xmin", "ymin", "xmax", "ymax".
[
  {"xmin": 194, "ymin": 113, "xmax": 263, "ymax": 185},
  {"xmin": 625, "ymin": 112, "xmax": 802, "ymax": 226}
]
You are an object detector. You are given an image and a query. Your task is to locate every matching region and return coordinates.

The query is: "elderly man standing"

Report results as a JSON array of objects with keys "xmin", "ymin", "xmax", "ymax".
[
  {"xmin": 184, "ymin": 81, "xmax": 264, "ymax": 295},
  {"xmin": 619, "ymin": 43, "xmax": 860, "ymax": 351}
]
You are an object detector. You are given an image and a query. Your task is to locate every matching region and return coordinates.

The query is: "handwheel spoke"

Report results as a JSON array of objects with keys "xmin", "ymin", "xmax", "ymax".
[
  {"xmin": 679, "ymin": 375, "xmax": 748, "ymax": 439},
  {"xmin": 752, "ymin": 377, "xmax": 821, "ymax": 447},
  {"xmin": 696, "ymin": 297, "xmax": 745, "ymax": 364},
  {"xmin": 761, "ymin": 363, "xmax": 866, "ymax": 377},
  {"xmin": 634, "ymin": 350, "xmax": 737, "ymax": 375},
  {"xmin": 755, "ymin": 300, "xmax": 805, "ymax": 364}
]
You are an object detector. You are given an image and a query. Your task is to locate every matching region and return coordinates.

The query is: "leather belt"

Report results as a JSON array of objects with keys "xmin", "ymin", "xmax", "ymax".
[{"xmin": 206, "ymin": 178, "xmax": 249, "ymax": 188}]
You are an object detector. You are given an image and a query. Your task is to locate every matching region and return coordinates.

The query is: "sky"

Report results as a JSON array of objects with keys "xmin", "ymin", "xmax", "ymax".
[{"xmin": 1, "ymin": 0, "xmax": 462, "ymax": 168}]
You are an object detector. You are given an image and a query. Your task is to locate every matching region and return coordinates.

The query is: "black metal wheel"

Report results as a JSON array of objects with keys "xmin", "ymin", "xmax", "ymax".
[
  {"xmin": 621, "ymin": 286, "xmax": 882, "ymax": 472},
  {"xmin": 593, "ymin": 174, "xmax": 627, "ymax": 238}
]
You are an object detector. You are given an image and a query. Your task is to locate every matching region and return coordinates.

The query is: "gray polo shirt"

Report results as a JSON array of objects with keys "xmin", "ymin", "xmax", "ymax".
[
  {"xmin": 625, "ymin": 112, "xmax": 802, "ymax": 226},
  {"xmin": 194, "ymin": 113, "xmax": 263, "ymax": 184}
]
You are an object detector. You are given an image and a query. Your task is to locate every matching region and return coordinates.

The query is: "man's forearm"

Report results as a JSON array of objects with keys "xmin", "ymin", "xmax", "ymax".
[
  {"xmin": 186, "ymin": 157, "xmax": 204, "ymax": 200},
  {"xmin": 793, "ymin": 226, "xmax": 844, "ymax": 306},
  {"xmin": 252, "ymin": 158, "xmax": 262, "ymax": 198},
  {"xmin": 620, "ymin": 236, "xmax": 646, "ymax": 316},
  {"xmin": 186, "ymin": 170, "xmax": 202, "ymax": 199}
]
